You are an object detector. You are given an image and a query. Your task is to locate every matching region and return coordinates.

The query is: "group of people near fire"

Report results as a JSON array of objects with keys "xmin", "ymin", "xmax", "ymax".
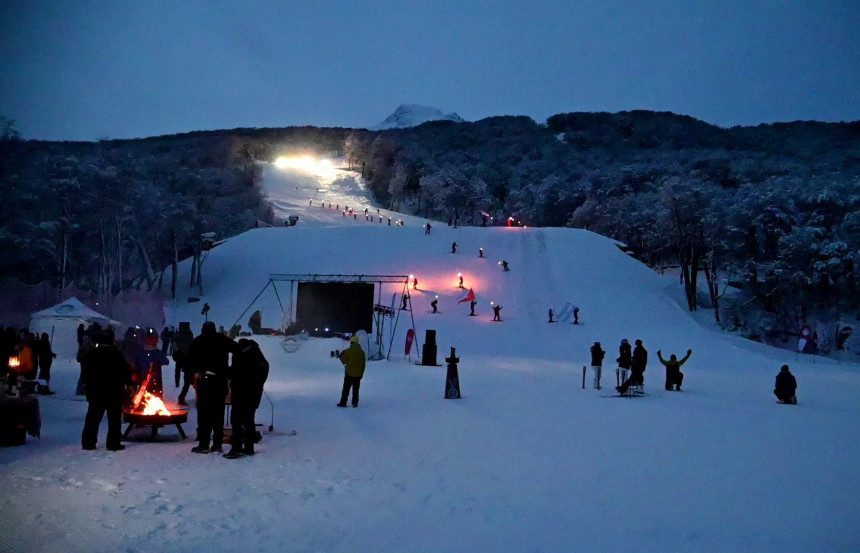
[{"xmin": 70, "ymin": 320, "xmax": 270, "ymax": 458}]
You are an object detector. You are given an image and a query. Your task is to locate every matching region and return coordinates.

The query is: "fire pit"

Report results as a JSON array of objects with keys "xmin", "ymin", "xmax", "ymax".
[{"xmin": 121, "ymin": 372, "xmax": 188, "ymax": 441}]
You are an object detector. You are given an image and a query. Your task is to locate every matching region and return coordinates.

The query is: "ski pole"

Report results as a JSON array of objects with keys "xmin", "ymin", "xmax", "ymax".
[
  {"xmin": 263, "ymin": 390, "xmax": 274, "ymax": 431},
  {"xmin": 582, "ymin": 366, "xmax": 586, "ymax": 389}
]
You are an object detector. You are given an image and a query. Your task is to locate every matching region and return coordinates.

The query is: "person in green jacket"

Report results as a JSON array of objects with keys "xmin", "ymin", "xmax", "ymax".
[
  {"xmin": 337, "ymin": 336, "xmax": 366, "ymax": 407},
  {"xmin": 658, "ymin": 349, "xmax": 692, "ymax": 391}
]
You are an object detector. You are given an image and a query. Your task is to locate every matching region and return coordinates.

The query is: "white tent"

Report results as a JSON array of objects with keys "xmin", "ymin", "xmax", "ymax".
[{"xmin": 29, "ymin": 297, "xmax": 124, "ymax": 358}]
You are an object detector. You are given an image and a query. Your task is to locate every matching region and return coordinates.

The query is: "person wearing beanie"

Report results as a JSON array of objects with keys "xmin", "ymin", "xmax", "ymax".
[
  {"xmin": 589, "ymin": 341, "xmax": 605, "ymax": 390},
  {"xmin": 188, "ymin": 321, "xmax": 238, "ymax": 453},
  {"xmin": 81, "ymin": 329, "xmax": 132, "ymax": 451},
  {"xmin": 337, "ymin": 335, "xmax": 366, "ymax": 407},
  {"xmin": 774, "ymin": 365, "xmax": 798, "ymax": 404},
  {"xmin": 136, "ymin": 331, "xmax": 170, "ymax": 399}
]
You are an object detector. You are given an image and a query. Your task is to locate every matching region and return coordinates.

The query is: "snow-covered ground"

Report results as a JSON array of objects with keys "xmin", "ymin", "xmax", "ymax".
[{"xmin": 2, "ymin": 162, "xmax": 858, "ymax": 553}]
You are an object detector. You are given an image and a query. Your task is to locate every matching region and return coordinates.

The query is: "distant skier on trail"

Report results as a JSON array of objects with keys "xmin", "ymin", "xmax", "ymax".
[
  {"xmin": 425, "ymin": 223, "xmax": 432, "ymax": 235},
  {"xmin": 658, "ymin": 349, "xmax": 692, "ymax": 391},
  {"xmin": 501, "ymin": 260, "xmax": 509, "ymax": 272},
  {"xmin": 616, "ymin": 339, "xmax": 631, "ymax": 387},
  {"xmin": 548, "ymin": 308, "xmax": 554, "ymax": 323},
  {"xmin": 774, "ymin": 365, "xmax": 798, "ymax": 404},
  {"xmin": 617, "ymin": 339, "xmax": 647, "ymax": 394},
  {"xmin": 470, "ymin": 300, "xmax": 477, "ymax": 316},
  {"xmin": 452, "ymin": 242, "xmax": 457, "ymax": 254},
  {"xmin": 479, "ymin": 248, "xmax": 484, "ymax": 258},
  {"xmin": 431, "ymin": 298, "xmax": 438, "ymax": 313},
  {"xmin": 590, "ymin": 342, "xmax": 605, "ymax": 390},
  {"xmin": 572, "ymin": 306, "xmax": 580, "ymax": 325},
  {"xmin": 492, "ymin": 304, "xmax": 502, "ymax": 321}
]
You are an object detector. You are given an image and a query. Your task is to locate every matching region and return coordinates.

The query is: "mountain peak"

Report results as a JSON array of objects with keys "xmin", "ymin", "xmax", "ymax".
[{"xmin": 373, "ymin": 104, "xmax": 463, "ymax": 130}]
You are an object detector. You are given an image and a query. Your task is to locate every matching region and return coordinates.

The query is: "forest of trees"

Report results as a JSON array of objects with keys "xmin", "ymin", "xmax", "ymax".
[
  {"xmin": 0, "ymin": 125, "xmax": 350, "ymax": 299},
  {"xmin": 345, "ymin": 111, "xmax": 860, "ymax": 344},
  {"xmin": 2, "ymin": 111, "xmax": 858, "ymax": 346}
]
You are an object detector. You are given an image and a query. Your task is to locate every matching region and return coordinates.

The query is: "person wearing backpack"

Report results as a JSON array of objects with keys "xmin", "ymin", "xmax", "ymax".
[{"xmin": 224, "ymin": 339, "xmax": 270, "ymax": 458}]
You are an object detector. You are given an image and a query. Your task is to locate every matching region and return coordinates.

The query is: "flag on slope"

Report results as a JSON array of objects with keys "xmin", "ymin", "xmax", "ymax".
[{"xmin": 457, "ymin": 288, "xmax": 476, "ymax": 304}]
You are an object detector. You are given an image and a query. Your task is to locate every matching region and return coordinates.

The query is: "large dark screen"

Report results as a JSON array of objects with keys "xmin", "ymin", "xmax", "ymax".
[{"xmin": 296, "ymin": 282, "xmax": 374, "ymax": 334}]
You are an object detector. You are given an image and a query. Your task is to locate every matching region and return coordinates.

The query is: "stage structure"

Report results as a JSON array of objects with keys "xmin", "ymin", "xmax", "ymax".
[{"xmin": 232, "ymin": 274, "xmax": 419, "ymax": 361}]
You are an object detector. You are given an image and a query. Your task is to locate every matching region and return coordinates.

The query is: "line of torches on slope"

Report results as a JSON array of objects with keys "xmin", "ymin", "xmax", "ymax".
[{"xmin": 130, "ymin": 369, "xmax": 170, "ymax": 416}]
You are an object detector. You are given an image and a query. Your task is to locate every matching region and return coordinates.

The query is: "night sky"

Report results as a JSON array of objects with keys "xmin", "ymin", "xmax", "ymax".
[{"xmin": 2, "ymin": 0, "xmax": 858, "ymax": 141}]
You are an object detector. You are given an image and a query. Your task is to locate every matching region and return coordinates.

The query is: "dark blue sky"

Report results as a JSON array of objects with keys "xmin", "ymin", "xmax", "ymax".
[{"xmin": 2, "ymin": 0, "xmax": 858, "ymax": 141}]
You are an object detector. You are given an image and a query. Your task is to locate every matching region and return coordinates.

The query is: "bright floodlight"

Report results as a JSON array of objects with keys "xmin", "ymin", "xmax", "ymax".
[{"xmin": 275, "ymin": 157, "xmax": 289, "ymax": 168}]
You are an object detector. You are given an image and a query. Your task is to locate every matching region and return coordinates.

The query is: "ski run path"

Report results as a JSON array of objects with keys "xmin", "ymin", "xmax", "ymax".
[{"xmin": 1, "ymin": 162, "xmax": 858, "ymax": 553}]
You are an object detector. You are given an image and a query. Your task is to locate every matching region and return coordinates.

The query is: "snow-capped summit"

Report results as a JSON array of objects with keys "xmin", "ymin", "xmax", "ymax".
[{"xmin": 372, "ymin": 104, "xmax": 464, "ymax": 130}]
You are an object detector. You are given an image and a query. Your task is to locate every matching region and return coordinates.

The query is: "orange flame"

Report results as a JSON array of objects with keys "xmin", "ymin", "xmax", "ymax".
[{"xmin": 139, "ymin": 392, "xmax": 170, "ymax": 416}]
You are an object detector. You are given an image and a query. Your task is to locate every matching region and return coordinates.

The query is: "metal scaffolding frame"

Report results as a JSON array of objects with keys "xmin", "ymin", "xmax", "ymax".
[{"xmin": 233, "ymin": 274, "xmax": 419, "ymax": 360}]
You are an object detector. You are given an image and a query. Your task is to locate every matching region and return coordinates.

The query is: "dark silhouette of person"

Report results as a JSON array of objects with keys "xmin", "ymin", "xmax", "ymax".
[
  {"xmin": 36, "ymin": 332, "xmax": 57, "ymax": 390},
  {"xmin": 501, "ymin": 260, "xmax": 509, "ymax": 271},
  {"xmin": 658, "ymin": 349, "xmax": 692, "ymax": 391},
  {"xmin": 201, "ymin": 303, "xmax": 211, "ymax": 321},
  {"xmin": 479, "ymin": 248, "xmax": 484, "ymax": 258},
  {"xmin": 431, "ymin": 299, "xmax": 438, "ymax": 313},
  {"xmin": 616, "ymin": 339, "xmax": 632, "ymax": 385},
  {"xmin": 459, "ymin": 275, "xmax": 464, "ymax": 288},
  {"xmin": 452, "ymin": 242, "xmax": 457, "ymax": 254},
  {"xmin": 173, "ymin": 322, "xmax": 195, "ymax": 405},
  {"xmin": 774, "ymin": 365, "xmax": 798, "ymax": 404},
  {"xmin": 248, "ymin": 310, "xmax": 262, "ymax": 334},
  {"xmin": 224, "ymin": 339, "xmax": 269, "ymax": 458},
  {"xmin": 617, "ymin": 339, "xmax": 647, "ymax": 394},
  {"xmin": 548, "ymin": 309, "xmax": 554, "ymax": 323},
  {"xmin": 188, "ymin": 321, "xmax": 238, "ymax": 453},
  {"xmin": 492, "ymin": 305, "xmax": 502, "ymax": 321},
  {"xmin": 80, "ymin": 330, "xmax": 131, "ymax": 451},
  {"xmin": 573, "ymin": 306, "xmax": 580, "ymax": 324},
  {"xmin": 401, "ymin": 294, "xmax": 410, "ymax": 310},
  {"xmin": 470, "ymin": 300, "xmax": 477, "ymax": 316}
]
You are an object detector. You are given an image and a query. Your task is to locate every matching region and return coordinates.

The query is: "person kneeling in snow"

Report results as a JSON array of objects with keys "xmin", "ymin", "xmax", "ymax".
[
  {"xmin": 337, "ymin": 336, "xmax": 366, "ymax": 407},
  {"xmin": 657, "ymin": 349, "xmax": 691, "ymax": 391},
  {"xmin": 224, "ymin": 339, "xmax": 269, "ymax": 458},
  {"xmin": 774, "ymin": 365, "xmax": 797, "ymax": 404}
]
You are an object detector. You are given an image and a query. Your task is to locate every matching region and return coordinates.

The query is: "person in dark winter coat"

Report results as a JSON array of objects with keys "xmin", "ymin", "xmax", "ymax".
[
  {"xmin": 160, "ymin": 326, "xmax": 172, "ymax": 355},
  {"xmin": 81, "ymin": 330, "xmax": 132, "ymax": 451},
  {"xmin": 224, "ymin": 339, "xmax": 270, "ymax": 458},
  {"xmin": 774, "ymin": 365, "xmax": 798, "ymax": 404},
  {"xmin": 337, "ymin": 336, "xmax": 366, "ymax": 407},
  {"xmin": 173, "ymin": 322, "xmax": 195, "ymax": 404},
  {"xmin": 616, "ymin": 339, "xmax": 632, "ymax": 386},
  {"xmin": 492, "ymin": 304, "xmax": 502, "ymax": 321},
  {"xmin": 590, "ymin": 342, "xmax": 605, "ymax": 389},
  {"xmin": 617, "ymin": 339, "xmax": 647, "ymax": 394},
  {"xmin": 431, "ymin": 298, "xmax": 438, "ymax": 313},
  {"xmin": 36, "ymin": 333, "xmax": 57, "ymax": 388},
  {"xmin": 248, "ymin": 310, "xmax": 262, "ymax": 334},
  {"xmin": 658, "ymin": 349, "xmax": 692, "ymax": 391},
  {"xmin": 136, "ymin": 334, "xmax": 169, "ymax": 398},
  {"xmin": 188, "ymin": 321, "xmax": 238, "ymax": 453}
]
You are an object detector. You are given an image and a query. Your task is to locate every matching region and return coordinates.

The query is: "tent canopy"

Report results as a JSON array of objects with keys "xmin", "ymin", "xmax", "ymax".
[{"xmin": 30, "ymin": 297, "xmax": 123, "ymax": 327}]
